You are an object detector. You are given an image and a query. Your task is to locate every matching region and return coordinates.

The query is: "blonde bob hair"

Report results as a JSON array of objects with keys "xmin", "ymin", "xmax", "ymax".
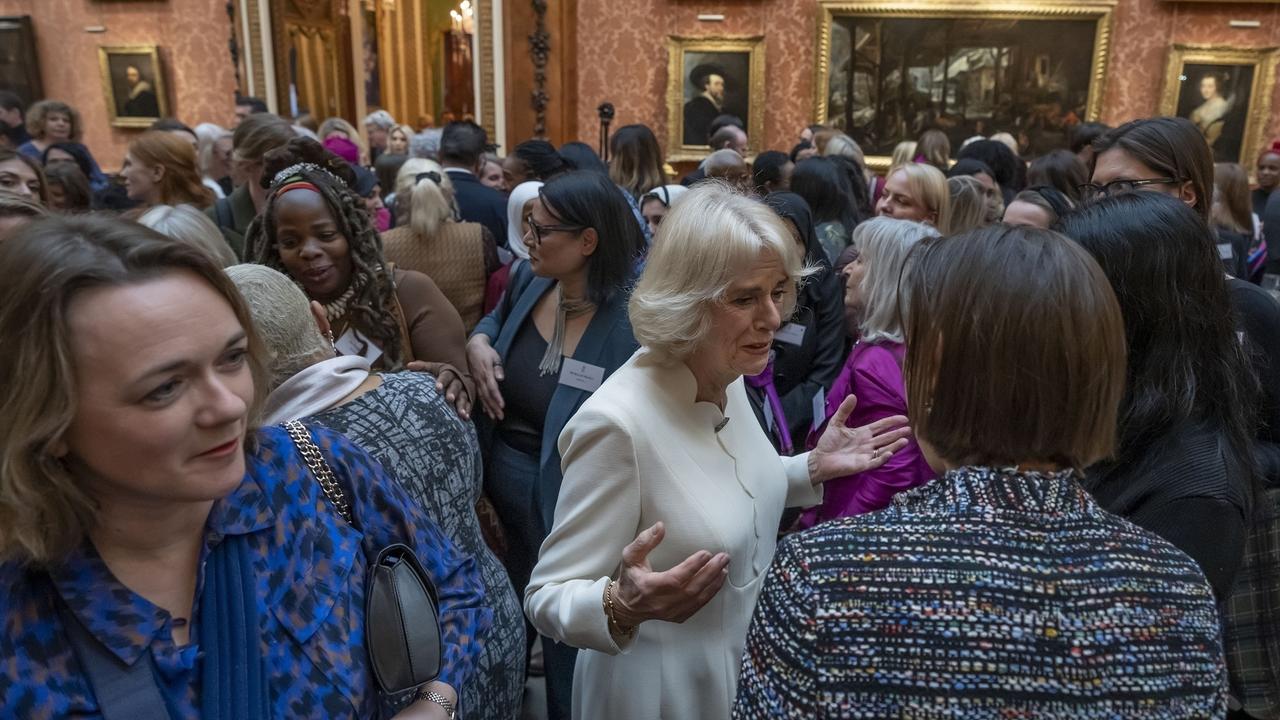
[
  {"xmin": 629, "ymin": 182, "xmax": 811, "ymax": 360},
  {"xmin": 138, "ymin": 203, "xmax": 239, "ymax": 267},
  {"xmin": 0, "ymin": 215, "xmax": 269, "ymax": 566},
  {"xmin": 889, "ymin": 163, "xmax": 952, "ymax": 234},
  {"xmin": 395, "ymin": 157, "xmax": 456, "ymax": 238},
  {"xmin": 852, "ymin": 217, "xmax": 938, "ymax": 345}
]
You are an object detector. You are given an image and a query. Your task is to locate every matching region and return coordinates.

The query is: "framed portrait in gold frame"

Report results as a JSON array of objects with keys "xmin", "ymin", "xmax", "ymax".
[
  {"xmin": 666, "ymin": 36, "xmax": 765, "ymax": 163},
  {"xmin": 1159, "ymin": 44, "xmax": 1278, "ymax": 164},
  {"xmin": 814, "ymin": 0, "xmax": 1115, "ymax": 171},
  {"xmin": 98, "ymin": 45, "xmax": 168, "ymax": 128}
]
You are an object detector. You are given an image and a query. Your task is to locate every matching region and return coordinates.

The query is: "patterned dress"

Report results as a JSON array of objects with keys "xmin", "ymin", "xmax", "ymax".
[
  {"xmin": 0, "ymin": 426, "xmax": 491, "ymax": 718},
  {"xmin": 308, "ymin": 371, "xmax": 526, "ymax": 720},
  {"xmin": 734, "ymin": 466, "xmax": 1228, "ymax": 719}
]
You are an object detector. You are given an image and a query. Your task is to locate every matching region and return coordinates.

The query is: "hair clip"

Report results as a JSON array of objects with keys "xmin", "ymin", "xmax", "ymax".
[
  {"xmin": 271, "ymin": 162, "xmax": 343, "ymax": 189},
  {"xmin": 415, "ymin": 171, "xmax": 442, "ymax": 185}
]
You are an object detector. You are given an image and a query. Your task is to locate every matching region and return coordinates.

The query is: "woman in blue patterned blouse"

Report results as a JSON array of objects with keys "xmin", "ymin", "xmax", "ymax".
[
  {"xmin": 0, "ymin": 214, "xmax": 490, "ymax": 719},
  {"xmin": 734, "ymin": 224, "xmax": 1228, "ymax": 719}
]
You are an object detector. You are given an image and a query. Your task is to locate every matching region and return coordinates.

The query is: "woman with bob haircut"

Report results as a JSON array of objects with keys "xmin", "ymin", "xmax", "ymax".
[
  {"xmin": 0, "ymin": 214, "xmax": 489, "ymax": 718},
  {"xmin": 523, "ymin": 183, "xmax": 911, "ymax": 720},
  {"xmin": 382, "ymin": 157, "xmax": 500, "ymax": 330},
  {"xmin": 735, "ymin": 224, "xmax": 1226, "ymax": 719},
  {"xmin": 799, "ymin": 216, "xmax": 938, "ymax": 527},
  {"xmin": 1058, "ymin": 191, "xmax": 1259, "ymax": 599},
  {"xmin": 876, "ymin": 162, "xmax": 951, "ymax": 233},
  {"xmin": 467, "ymin": 168, "xmax": 645, "ymax": 719},
  {"xmin": 121, "ymin": 130, "xmax": 215, "ymax": 209},
  {"xmin": 608, "ymin": 124, "xmax": 667, "ymax": 202}
]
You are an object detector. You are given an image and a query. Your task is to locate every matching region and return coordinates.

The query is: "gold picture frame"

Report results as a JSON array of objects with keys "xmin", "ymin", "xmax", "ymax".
[
  {"xmin": 666, "ymin": 36, "xmax": 766, "ymax": 163},
  {"xmin": 814, "ymin": 0, "xmax": 1116, "ymax": 172},
  {"xmin": 1159, "ymin": 44, "xmax": 1279, "ymax": 165},
  {"xmin": 98, "ymin": 45, "xmax": 168, "ymax": 128}
]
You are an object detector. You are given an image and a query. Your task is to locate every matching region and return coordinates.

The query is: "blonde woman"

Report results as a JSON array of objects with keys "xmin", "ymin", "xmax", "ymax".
[
  {"xmin": 318, "ymin": 116, "xmax": 368, "ymax": 164},
  {"xmin": 946, "ymin": 175, "xmax": 992, "ymax": 235},
  {"xmin": 388, "ymin": 123, "xmax": 414, "ymax": 155},
  {"xmin": 383, "ymin": 157, "xmax": 499, "ymax": 330},
  {"xmin": 876, "ymin": 162, "xmax": 951, "ymax": 233},
  {"xmin": 872, "ymin": 140, "xmax": 918, "ymax": 205},
  {"xmin": 138, "ymin": 203, "xmax": 238, "ymax": 267},
  {"xmin": 524, "ymin": 184, "xmax": 910, "ymax": 719}
]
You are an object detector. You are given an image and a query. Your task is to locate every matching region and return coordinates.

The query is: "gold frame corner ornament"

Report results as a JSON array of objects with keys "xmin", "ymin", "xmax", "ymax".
[
  {"xmin": 813, "ymin": 0, "xmax": 1116, "ymax": 170},
  {"xmin": 665, "ymin": 35, "xmax": 766, "ymax": 164},
  {"xmin": 98, "ymin": 44, "xmax": 170, "ymax": 129},
  {"xmin": 1159, "ymin": 43, "xmax": 1280, "ymax": 165}
]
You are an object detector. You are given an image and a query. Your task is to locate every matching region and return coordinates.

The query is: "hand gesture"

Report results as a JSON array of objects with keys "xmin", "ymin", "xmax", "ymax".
[
  {"xmin": 808, "ymin": 395, "xmax": 912, "ymax": 484},
  {"xmin": 611, "ymin": 522, "xmax": 729, "ymax": 628},
  {"xmin": 465, "ymin": 335, "xmax": 506, "ymax": 420},
  {"xmin": 405, "ymin": 361, "xmax": 474, "ymax": 420}
]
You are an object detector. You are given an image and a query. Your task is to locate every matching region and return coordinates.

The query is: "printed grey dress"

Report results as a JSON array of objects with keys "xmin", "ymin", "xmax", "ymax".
[{"xmin": 307, "ymin": 371, "xmax": 526, "ymax": 720}]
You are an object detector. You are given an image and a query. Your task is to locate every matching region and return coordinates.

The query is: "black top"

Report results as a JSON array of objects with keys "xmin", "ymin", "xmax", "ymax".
[
  {"xmin": 1252, "ymin": 187, "xmax": 1272, "ymax": 220},
  {"xmin": 1086, "ymin": 420, "xmax": 1248, "ymax": 599},
  {"xmin": 1229, "ymin": 277, "xmax": 1280, "ymax": 486},
  {"xmin": 683, "ymin": 96, "xmax": 719, "ymax": 146},
  {"xmin": 445, "ymin": 168, "xmax": 508, "ymax": 249},
  {"xmin": 1263, "ymin": 190, "xmax": 1280, "ymax": 267},
  {"xmin": 1216, "ymin": 226, "xmax": 1251, "ymax": 279},
  {"xmin": 495, "ymin": 319, "xmax": 557, "ymax": 456}
]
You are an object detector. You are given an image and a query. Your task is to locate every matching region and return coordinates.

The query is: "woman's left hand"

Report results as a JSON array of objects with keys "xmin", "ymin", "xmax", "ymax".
[
  {"xmin": 405, "ymin": 361, "xmax": 474, "ymax": 420},
  {"xmin": 807, "ymin": 395, "xmax": 911, "ymax": 484}
]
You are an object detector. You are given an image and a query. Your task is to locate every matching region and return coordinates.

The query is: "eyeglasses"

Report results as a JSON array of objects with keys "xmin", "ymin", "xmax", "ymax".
[
  {"xmin": 525, "ymin": 215, "xmax": 585, "ymax": 244},
  {"xmin": 1077, "ymin": 177, "xmax": 1182, "ymax": 200}
]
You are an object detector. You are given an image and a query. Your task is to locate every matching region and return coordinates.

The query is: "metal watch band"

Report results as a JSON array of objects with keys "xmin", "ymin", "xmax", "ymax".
[{"xmin": 417, "ymin": 688, "xmax": 456, "ymax": 719}]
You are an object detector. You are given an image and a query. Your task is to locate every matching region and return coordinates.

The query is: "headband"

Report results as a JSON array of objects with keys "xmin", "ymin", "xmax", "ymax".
[
  {"xmin": 276, "ymin": 180, "xmax": 321, "ymax": 197},
  {"xmin": 270, "ymin": 162, "xmax": 344, "ymax": 190}
]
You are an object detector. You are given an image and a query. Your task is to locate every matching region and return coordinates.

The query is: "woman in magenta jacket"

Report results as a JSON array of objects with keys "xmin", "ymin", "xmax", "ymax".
[{"xmin": 800, "ymin": 216, "xmax": 939, "ymax": 526}]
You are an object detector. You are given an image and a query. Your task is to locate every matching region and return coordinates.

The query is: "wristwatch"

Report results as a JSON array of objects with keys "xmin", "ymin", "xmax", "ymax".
[{"xmin": 416, "ymin": 688, "xmax": 456, "ymax": 719}]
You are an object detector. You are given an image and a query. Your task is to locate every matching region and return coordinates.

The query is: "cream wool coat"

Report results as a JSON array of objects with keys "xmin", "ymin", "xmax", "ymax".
[{"xmin": 524, "ymin": 349, "xmax": 821, "ymax": 719}]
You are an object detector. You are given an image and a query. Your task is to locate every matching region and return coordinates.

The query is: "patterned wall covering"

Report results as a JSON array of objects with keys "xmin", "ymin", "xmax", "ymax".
[
  {"xmin": 571, "ymin": 0, "xmax": 1280, "ymax": 162},
  {"xmin": 0, "ymin": 0, "xmax": 238, "ymax": 171}
]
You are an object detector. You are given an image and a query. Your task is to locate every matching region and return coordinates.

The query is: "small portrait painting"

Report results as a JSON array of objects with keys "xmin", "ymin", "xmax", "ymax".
[
  {"xmin": 98, "ymin": 46, "xmax": 168, "ymax": 128},
  {"xmin": 666, "ymin": 36, "xmax": 765, "ymax": 161},
  {"xmin": 1161, "ymin": 46, "xmax": 1278, "ymax": 165}
]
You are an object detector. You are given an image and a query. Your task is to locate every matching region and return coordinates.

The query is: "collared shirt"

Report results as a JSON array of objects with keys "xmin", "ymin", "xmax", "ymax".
[{"xmin": 0, "ymin": 425, "xmax": 492, "ymax": 718}]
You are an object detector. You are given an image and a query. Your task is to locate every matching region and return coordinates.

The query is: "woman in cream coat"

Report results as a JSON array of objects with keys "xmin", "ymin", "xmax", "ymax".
[{"xmin": 524, "ymin": 183, "xmax": 912, "ymax": 719}]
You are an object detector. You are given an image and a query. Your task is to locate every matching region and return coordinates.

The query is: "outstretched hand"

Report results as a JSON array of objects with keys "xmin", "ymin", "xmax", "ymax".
[
  {"xmin": 807, "ymin": 395, "xmax": 912, "ymax": 484},
  {"xmin": 611, "ymin": 522, "xmax": 729, "ymax": 629}
]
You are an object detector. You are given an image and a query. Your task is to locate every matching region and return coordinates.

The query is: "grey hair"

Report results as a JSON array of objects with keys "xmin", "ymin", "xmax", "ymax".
[
  {"xmin": 852, "ymin": 217, "xmax": 938, "ymax": 345},
  {"xmin": 364, "ymin": 109, "xmax": 397, "ymax": 131},
  {"xmin": 137, "ymin": 204, "xmax": 238, "ymax": 267},
  {"xmin": 629, "ymin": 182, "xmax": 814, "ymax": 360},
  {"xmin": 411, "ymin": 128, "xmax": 443, "ymax": 159},
  {"xmin": 225, "ymin": 264, "xmax": 330, "ymax": 389}
]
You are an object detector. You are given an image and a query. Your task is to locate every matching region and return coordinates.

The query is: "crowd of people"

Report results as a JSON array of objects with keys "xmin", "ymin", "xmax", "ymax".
[{"xmin": 1, "ymin": 86, "xmax": 1279, "ymax": 720}]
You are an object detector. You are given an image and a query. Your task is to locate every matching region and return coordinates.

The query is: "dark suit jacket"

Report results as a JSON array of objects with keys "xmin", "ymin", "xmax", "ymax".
[
  {"xmin": 446, "ymin": 168, "xmax": 508, "ymax": 249},
  {"xmin": 204, "ymin": 183, "xmax": 257, "ymax": 260},
  {"xmin": 472, "ymin": 261, "xmax": 638, "ymax": 530},
  {"xmin": 683, "ymin": 96, "xmax": 719, "ymax": 146}
]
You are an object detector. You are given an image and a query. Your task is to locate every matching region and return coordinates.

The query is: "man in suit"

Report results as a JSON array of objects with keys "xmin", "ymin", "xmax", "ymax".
[
  {"xmin": 683, "ymin": 64, "xmax": 727, "ymax": 146},
  {"xmin": 440, "ymin": 121, "xmax": 508, "ymax": 245}
]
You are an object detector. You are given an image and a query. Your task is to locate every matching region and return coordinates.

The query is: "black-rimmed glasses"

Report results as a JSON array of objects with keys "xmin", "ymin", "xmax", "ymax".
[
  {"xmin": 525, "ymin": 216, "xmax": 586, "ymax": 244},
  {"xmin": 1077, "ymin": 177, "xmax": 1182, "ymax": 200}
]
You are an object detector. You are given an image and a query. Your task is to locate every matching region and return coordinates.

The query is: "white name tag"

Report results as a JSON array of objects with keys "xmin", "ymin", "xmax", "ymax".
[
  {"xmin": 335, "ymin": 326, "xmax": 384, "ymax": 366},
  {"xmin": 1218, "ymin": 243, "xmax": 1234, "ymax": 260},
  {"xmin": 775, "ymin": 322, "xmax": 806, "ymax": 346},
  {"xmin": 811, "ymin": 387, "xmax": 826, "ymax": 432},
  {"xmin": 558, "ymin": 358, "xmax": 605, "ymax": 393}
]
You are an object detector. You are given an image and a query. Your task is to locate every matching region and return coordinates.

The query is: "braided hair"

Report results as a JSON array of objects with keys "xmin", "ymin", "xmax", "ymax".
[{"xmin": 245, "ymin": 137, "xmax": 406, "ymax": 369}]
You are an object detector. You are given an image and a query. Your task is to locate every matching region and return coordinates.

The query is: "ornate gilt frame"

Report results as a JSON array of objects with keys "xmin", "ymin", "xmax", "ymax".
[
  {"xmin": 814, "ymin": 0, "xmax": 1116, "ymax": 171},
  {"xmin": 1159, "ymin": 44, "xmax": 1279, "ymax": 165},
  {"xmin": 97, "ymin": 45, "xmax": 169, "ymax": 129},
  {"xmin": 666, "ymin": 36, "xmax": 766, "ymax": 163}
]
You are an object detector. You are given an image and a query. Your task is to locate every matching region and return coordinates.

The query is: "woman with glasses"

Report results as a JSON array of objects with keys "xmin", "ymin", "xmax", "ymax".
[{"xmin": 466, "ymin": 169, "xmax": 645, "ymax": 720}]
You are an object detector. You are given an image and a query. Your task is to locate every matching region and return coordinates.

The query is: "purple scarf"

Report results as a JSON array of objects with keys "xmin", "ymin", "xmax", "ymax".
[{"xmin": 745, "ymin": 358, "xmax": 794, "ymax": 455}]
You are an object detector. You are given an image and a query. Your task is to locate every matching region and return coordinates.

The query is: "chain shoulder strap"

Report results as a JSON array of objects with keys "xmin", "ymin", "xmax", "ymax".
[{"xmin": 282, "ymin": 420, "xmax": 353, "ymax": 524}]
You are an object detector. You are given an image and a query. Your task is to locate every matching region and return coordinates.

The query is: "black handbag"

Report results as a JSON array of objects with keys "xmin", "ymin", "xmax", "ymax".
[{"xmin": 282, "ymin": 420, "xmax": 443, "ymax": 694}]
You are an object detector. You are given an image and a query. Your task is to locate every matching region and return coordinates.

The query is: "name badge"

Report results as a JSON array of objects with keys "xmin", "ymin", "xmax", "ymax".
[
  {"xmin": 335, "ymin": 326, "xmax": 384, "ymax": 366},
  {"xmin": 1217, "ymin": 243, "xmax": 1234, "ymax": 260},
  {"xmin": 775, "ymin": 323, "xmax": 806, "ymax": 346},
  {"xmin": 811, "ymin": 387, "xmax": 826, "ymax": 432},
  {"xmin": 559, "ymin": 358, "xmax": 605, "ymax": 393}
]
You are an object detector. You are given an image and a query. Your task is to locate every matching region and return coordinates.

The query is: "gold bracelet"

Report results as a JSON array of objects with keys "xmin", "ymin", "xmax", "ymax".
[{"xmin": 603, "ymin": 579, "xmax": 636, "ymax": 639}]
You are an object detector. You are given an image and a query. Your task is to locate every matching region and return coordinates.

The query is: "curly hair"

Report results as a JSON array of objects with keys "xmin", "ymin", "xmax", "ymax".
[{"xmin": 245, "ymin": 137, "xmax": 406, "ymax": 368}]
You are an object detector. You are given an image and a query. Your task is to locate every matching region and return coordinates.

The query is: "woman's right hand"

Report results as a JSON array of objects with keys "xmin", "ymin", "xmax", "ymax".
[
  {"xmin": 611, "ymin": 522, "xmax": 729, "ymax": 628},
  {"xmin": 466, "ymin": 335, "xmax": 506, "ymax": 420}
]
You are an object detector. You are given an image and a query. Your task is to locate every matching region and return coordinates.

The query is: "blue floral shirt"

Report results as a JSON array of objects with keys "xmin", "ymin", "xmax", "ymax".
[{"xmin": 0, "ymin": 426, "xmax": 492, "ymax": 719}]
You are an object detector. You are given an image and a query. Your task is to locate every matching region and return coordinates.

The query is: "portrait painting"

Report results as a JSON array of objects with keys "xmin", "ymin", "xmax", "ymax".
[
  {"xmin": 1161, "ymin": 46, "xmax": 1278, "ymax": 165},
  {"xmin": 666, "ymin": 36, "xmax": 765, "ymax": 162},
  {"xmin": 98, "ymin": 45, "xmax": 168, "ymax": 128},
  {"xmin": 815, "ymin": 2, "xmax": 1114, "ymax": 169}
]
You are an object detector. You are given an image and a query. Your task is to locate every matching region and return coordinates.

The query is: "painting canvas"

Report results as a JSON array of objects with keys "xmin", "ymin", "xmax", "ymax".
[
  {"xmin": 1161, "ymin": 46, "xmax": 1279, "ymax": 165},
  {"xmin": 815, "ymin": 3, "xmax": 1114, "ymax": 166},
  {"xmin": 98, "ymin": 45, "xmax": 167, "ymax": 128},
  {"xmin": 666, "ymin": 36, "xmax": 765, "ymax": 162}
]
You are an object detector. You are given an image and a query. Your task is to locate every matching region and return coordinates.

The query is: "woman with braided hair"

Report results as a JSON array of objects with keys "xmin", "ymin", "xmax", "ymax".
[{"xmin": 247, "ymin": 137, "xmax": 475, "ymax": 417}]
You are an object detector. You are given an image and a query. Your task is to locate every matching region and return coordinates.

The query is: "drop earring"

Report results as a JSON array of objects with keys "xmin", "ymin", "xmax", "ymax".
[{"xmin": 326, "ymin": 330, "xmax": 338, "ymax": 355}]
